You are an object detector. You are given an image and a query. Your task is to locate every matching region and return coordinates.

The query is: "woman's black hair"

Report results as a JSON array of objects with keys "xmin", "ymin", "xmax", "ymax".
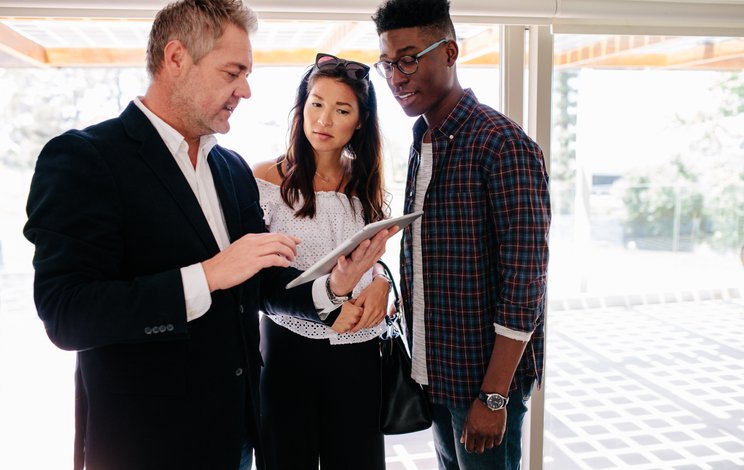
[{"xmin": 277, "ymin": 64, "xmax": 386, "ymax": 224}]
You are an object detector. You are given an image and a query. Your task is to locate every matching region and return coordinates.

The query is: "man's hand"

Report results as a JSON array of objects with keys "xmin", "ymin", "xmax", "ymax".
[
  {"xmin": 350, "ymin": 276, "xmax": 390, "ymax": 332},
  {"xmin": 460, "ymin": 400, "xmax": 507, "ymax": 453},
  {"xmin": 202, "ymin": 232, "xmax": 301, "ymax": 292},
  {"xmin": 330, "ymin": 301, "xmax": 364, "ymax": 334},
  {"xmin": 328, "ymin": 226, "xmax": 398, "ymax": 297}
]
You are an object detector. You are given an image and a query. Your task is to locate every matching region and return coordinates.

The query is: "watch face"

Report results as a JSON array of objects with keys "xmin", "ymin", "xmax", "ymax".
[{"xmin": 487, "ymin": 394, "xmax": 505, "ymax": 410}]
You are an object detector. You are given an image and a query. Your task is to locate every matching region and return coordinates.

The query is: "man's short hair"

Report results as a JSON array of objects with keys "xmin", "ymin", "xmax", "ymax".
[
  {"xmin": 146, "ymin": 0, "xmax": 258, "ymax": 78},
  {"xmin": 372, "ymin": 0, "xmax": 456, "ymax": 39}
]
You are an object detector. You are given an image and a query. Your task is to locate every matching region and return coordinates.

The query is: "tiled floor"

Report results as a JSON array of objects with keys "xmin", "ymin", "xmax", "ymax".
[
  {"xmin": 543, "ymin": 299, "xmax": 744, "ymax": 470},
  {"xmin": 385, "ymin": 430, "xmax": 438, "ymax": 470},
  {"xmin": 2, "ymin": 272, "xmax": 743, "ymax": 469},
  {"xmin": 384, "ymin": 297, "xmax": 744, "ymax": 470}
]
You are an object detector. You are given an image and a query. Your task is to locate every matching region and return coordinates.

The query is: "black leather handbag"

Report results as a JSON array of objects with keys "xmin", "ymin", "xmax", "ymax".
[{"xmin": 378, "ymin": 261, "xmax": 432, "ymax": 435}]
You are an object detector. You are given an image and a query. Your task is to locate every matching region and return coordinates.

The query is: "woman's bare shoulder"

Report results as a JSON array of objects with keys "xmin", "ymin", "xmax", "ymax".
[{"xmin": 251, "ymin": 159, "xmax": 284, "ymax": 186}]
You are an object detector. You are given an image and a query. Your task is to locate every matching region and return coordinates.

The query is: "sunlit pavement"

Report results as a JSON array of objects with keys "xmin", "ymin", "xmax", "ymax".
[
  {"xmin": 2, "ymin": 273, "xmax": 743, "ymax": 469},
  {"xmin": 544, "ymin": 295, "xmax": 744, "ymax": 470}
]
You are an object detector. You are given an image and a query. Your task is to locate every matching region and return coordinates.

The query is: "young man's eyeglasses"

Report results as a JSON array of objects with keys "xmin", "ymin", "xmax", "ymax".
[
  {"xmin": 373, "ymin": 38, "xmax": 449, "ymax": 79},
  {"xmin": 315, "ymin": 53, "xmax": 370, "ymax": 81}
]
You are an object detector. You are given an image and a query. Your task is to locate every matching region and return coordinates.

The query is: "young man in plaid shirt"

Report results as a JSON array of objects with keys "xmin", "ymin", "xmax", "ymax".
[{"xmin": 372, "ymin": 1, "xmax": 551, "ymax": 468}]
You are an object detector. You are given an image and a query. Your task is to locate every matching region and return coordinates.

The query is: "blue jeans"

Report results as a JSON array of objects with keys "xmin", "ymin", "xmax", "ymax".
[
  {"xmin": 431, "ymin": 377, "xmax": 533, "ymax": 470},
  {"xmin": 239, "ymin": 439, "xmax": 253, "ymax": 470}
]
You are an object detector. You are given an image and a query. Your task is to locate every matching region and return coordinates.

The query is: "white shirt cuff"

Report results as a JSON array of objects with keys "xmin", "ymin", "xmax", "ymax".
[
  {"xmin": 312, "ymin": 275, "xmax": 336, "ymax": 320},
  {"xmin": 181, "ymin": 263, "xmax": 212, "ymax": 322},
  {"xmin": 493, "ymin": 322, "xmax": 533, "ymax": 342}
]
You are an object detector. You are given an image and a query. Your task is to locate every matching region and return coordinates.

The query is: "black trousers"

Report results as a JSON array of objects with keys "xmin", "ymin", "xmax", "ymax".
[{"xmin": 259, "ymin": 316, "xmax": 385, "ymax": 470}]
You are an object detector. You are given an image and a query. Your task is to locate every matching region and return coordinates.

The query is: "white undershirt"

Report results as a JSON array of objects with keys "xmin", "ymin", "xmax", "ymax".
[
  {"xmin": 411, "ymin": 142, "xmax": 433, "ymax": 385},
  {"xmin": 133, "ymin": 98, "xmax": 334, "ymax": 322}
]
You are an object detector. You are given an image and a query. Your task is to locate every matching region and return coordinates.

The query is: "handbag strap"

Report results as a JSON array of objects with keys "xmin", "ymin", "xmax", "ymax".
[
  {"xmin": 377, "ymin": 259, "xmax": 414, "ymax": 359},
  {"xmin": 376, "ymin": 259, "xmax": 400, "ymax": 314}
]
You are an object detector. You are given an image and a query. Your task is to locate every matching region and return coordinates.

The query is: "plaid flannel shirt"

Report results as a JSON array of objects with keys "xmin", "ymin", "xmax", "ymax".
[{"xmin": 399, "ymin": 89, "xmax": 551, "ymax": 408}]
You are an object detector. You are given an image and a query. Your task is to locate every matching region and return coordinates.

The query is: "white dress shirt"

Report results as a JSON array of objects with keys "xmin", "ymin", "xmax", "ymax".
[{"xmin": 133, "ymin": 98, "xmax": 335, "ymax": 321}]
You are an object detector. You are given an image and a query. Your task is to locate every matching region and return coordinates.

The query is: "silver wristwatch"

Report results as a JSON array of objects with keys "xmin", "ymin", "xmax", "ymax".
[
  {"xmin": 478, "ymin": 391, "xmax": 509, "ymax": 411},
  {"xmin": 325, "ymin": 276, "xmax": 351, "ymax": 305}
]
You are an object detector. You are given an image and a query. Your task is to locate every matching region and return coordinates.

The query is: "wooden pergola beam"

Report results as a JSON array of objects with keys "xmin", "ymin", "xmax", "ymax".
[
  {"xmin": 458, "ymin": 27, "xmax": 500, "ymax": 64},
  {"xmin": 45, "ymin": 47, "xmax": 143, "ymax": 66},
  {"xmin": 252, "ymin": 48, "xmax": 381, "ymax": 67},
  {"xmin": 0, "ymin": 17, "xmax": 741, "ymax": 71},
  {"xmin": 316, "ymin": 21, "xmax": 356, "ymax": 56},
  {"xmin": 553, "ymin": 37, "xmax": 744, "ymax": 70},
  {"xmin": 459, "ymin": 51, "xmax": 500, "ymax": 66},
  {"xmin": 659, "ymin": 38, "xmax": 744, "ymax": 69},
  {"xmin": 686, "ymin": 57, "xmax": 744, "ymax": 70},
  {"xmin": 0, "ymin": 22, "xmax": 47, "ymax": 66},
  {"xmin": 554, "ymin": 35, "xmax": 671, "ymax": 68}
]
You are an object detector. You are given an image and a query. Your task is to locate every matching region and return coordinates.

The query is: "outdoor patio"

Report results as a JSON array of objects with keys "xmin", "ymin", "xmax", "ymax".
[{"xmin": 2, "ymin": 271, "xmax": 743, "ymax": 469}]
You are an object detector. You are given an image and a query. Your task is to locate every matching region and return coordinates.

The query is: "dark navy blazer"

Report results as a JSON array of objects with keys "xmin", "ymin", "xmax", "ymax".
[{"xmin": 25, "ymin": 102, "xmax": 319, "ymax": 470}]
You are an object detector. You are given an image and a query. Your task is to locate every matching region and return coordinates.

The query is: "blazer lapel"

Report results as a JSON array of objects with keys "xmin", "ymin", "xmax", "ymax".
[
  {"xmin": 120, "ymin": 102, "xmax": 220, "ymax": 255},
  {"xmin": 208, "ymin": 149, "xmax": 242, "ymax": 243},
  {"xmin": 207, "ymin": 148, "xmax": 246, "ymax": 309}
]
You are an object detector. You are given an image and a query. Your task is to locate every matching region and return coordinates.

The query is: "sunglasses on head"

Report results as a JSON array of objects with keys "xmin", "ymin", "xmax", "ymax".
[{"xmin": 314, "ymin": 53, "xmax": 370, "ymax": 81}]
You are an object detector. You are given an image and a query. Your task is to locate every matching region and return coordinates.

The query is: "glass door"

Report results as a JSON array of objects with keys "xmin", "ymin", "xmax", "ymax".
[{"xmin": 544, "ymin": 34, "xmax": 744, "ymax": 469}]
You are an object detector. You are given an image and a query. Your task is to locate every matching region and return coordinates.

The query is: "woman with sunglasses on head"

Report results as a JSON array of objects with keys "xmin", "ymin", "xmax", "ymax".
[{"xmin": 251, "ymin": 54, "xmax": 390, "ymax": 470}]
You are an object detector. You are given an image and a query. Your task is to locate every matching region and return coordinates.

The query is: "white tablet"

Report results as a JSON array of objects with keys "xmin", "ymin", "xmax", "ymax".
[{"xmin": 285, "ymin": 211, "xmax": 424, "ymax": 289}]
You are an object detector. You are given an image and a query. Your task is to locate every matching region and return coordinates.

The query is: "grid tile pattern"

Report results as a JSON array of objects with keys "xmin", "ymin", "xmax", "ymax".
[
  {"xmin": 383, "ymin": 299, "xmax": 744, "ymax": 470},
  {"xmin": 544, "ymin": 300, "xmax": 744, "ymax": 470}
]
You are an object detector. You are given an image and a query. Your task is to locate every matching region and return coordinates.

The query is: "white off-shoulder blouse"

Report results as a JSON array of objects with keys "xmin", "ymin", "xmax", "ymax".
[{"xmin": 256, "ymin": 178, "xmax": 386, "ymax": 345}]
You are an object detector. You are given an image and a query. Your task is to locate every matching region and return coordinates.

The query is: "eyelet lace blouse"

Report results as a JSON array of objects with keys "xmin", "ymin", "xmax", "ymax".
[{"xmin": 257, "ymin": 178, "xmax": 386, "ymax": 345}]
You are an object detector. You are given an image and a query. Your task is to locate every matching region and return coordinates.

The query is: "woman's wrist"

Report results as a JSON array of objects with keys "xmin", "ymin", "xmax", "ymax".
[{"xmin": 372, "ymin": 272, "xmax": 393, "ymax": 292}]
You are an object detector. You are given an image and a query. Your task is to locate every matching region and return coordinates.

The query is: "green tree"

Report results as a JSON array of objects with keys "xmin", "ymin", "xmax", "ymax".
[
  {"xmin": 622, "ymin": 157, "xmax": 705, "ymax": 251},
  {"xmin": 550, "ymin": 70, "xmax": 578, "ymax": 215},
  {"xmin": 621, "ymin": 72, "xmax": 744, "ymax": 252}
]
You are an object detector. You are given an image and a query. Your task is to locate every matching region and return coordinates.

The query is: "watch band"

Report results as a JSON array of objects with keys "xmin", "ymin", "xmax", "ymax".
[
  {"xmin": 325, "ymin": 275, "xmax": 351, "ymax": 305},
  {"xmin": 478, "ymin": 391, "xmax": 509, "ymax": 411}
]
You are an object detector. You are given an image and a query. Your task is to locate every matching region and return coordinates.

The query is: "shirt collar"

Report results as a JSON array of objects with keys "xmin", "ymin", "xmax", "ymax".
[
  {"xmin": 412, "ymin": 88, "xmax": 478, "ymax": 147},
  {"xmin": 133, "ymin": 97, "xmax": 217, "ymax": 160}
]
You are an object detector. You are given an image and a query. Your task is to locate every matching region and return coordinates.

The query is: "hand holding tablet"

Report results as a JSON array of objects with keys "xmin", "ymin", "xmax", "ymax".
[{"xmin": 285, "ymin": 211, "xmax": 424, "ymax": 289}]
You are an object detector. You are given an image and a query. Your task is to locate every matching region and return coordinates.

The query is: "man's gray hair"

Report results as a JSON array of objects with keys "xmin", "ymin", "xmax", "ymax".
[{"xmin": 146, "ymin": 0, "xmax": 258, "ymax": 77}]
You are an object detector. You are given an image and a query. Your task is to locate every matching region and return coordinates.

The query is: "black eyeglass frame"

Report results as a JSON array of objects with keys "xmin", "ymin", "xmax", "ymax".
[
  {"xmin": 373, "ymin": 38, "xmax": 449, "ymax": 79},
  {"xmin": 314, "ymin": 53, "xmax": 371, "ymax": 81}
]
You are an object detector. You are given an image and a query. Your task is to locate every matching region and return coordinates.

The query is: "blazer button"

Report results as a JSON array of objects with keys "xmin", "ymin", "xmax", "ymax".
[
  {"xmin": 235, "ymin": 368, "xmax": 243, "ymax": 377},
  {"xmin": 158, "ymin": 325, "xmax": 167, "ymax": 333},
  {"xmin": 166, "ymin": 324, "xmax": 174, "ymax": 332},
  {"xmin": 144, "ymin": 327, "xmax": 152, "ymax": 335},
  {"xmin": 239, "ymin": 305, "xmax": 245, "ymax": 314}
]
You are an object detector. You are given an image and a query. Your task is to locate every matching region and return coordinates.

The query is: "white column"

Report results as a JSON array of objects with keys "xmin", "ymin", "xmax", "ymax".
[
  {"xmin": 526, "ymin": 24, "xmax": 554, "ymax": 470},
  {"xmin": 500, "ymin": 25, "xmax": 526, "ymax": 126}
]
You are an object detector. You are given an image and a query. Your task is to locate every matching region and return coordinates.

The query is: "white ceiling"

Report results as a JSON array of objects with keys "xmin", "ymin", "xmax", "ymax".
[{"xmin": 1, "ymin": 0, "xmax": 743, "ymax": 32}]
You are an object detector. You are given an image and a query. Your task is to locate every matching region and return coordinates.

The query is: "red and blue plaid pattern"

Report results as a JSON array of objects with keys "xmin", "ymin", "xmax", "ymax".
[{"xmin": 399, "ymin": 89, "xmax": 551, "ymax": 408}]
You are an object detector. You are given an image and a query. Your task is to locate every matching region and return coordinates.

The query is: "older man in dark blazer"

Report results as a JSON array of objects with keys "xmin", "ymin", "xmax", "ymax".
[{"xmin": 23, "ymin": 1, "xmax": 392, "ymax": 469}]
